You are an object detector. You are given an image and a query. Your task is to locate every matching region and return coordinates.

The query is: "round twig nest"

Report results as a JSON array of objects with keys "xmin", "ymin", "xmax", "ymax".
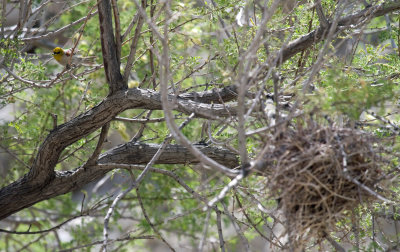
[{"xmin": 262, "ymin": 120, "xmax": 390, "ymax": 243}]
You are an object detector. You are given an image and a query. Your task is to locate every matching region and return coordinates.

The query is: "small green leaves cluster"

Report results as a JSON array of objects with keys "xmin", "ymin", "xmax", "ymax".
[
  {"xmin": 316, "ymin": 65, "xmax": 396, "ymax": 119},
  {"xmin": 0, "ymin": 37, "xmax": 22, "ymax": 65}
]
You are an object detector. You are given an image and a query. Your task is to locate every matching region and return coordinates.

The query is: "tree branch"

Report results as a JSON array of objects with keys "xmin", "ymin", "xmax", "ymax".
[
  {"xmin": 180, "ymin": 1, "xmax": 400, "ymax": 105},
  {"xmin": 280, "ymin": 1, "xmax": 400, "ymax": 63},
  {"xmin": 100, "ymin": 142, "xmax": 239, "ymax": 168},
  {"xmin": 97, "ymin": 0, "xmax": 126, "ymax": 94},
  {"xmin": 123, "ymin": 0, "xmax": 145, "ymax": 82},
  {"xmin": 0, "ymin": 143, "xmax": 238, "ymax": 220},
  {"xmin": 178, "ymin": 85, "xmax": 255, "ymax": 104}
]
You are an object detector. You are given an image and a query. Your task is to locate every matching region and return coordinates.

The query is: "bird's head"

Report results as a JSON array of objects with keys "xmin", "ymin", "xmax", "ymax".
[
  {"xmin": 52, "ymin": 47, "xmax": 65, "ymax": 64},
  {"xmin": 52, "ymin": 47, "xmax": 64, "ymax": 55}
]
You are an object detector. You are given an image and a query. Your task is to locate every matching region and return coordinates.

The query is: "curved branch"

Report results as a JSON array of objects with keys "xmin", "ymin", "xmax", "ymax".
[
  {"xmin": 23, "ymin": 88, "xmax": 236, "ymax": 181},
  {"xmin": 0, "ymin": 86, "xmax": 238, "ymax": 220}
]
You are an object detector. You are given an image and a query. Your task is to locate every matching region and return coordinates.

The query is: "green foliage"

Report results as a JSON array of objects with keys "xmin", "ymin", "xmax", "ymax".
[
  {"xmin": 315, "ymin": 66, "xmax": 395, "ymax": 119},
  {"xmin": 2, "ymin": 0, "xmax": 400, "ymax": 251},
  {"xmin": 0, "ymin": 37, "xmax": 23, "ymax": 66}
]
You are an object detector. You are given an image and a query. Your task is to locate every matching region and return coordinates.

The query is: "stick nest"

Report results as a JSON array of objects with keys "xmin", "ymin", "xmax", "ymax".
[{"xmin": 262, "ymin": 120, "xmax": 390, "ymax": 242}]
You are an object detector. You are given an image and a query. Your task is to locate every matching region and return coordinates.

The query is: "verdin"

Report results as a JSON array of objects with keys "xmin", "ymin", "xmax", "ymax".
[{"xmin": 52, "ymin": 47, "xmax": 96, "ymax": 67}]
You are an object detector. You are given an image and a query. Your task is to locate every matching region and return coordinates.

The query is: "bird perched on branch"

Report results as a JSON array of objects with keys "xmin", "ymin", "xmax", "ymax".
[{"xmin": 52, "ymin": 47, "xmax": 96, "ymax": 68}]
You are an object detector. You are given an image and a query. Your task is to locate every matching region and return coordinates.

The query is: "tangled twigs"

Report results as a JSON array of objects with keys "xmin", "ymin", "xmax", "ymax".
[{"xmin": 260, "ymin": 117, "xmax": 394, "ymax": 247}]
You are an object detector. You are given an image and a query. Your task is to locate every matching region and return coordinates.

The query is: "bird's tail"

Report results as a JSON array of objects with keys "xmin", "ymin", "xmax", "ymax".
[{"xmin": 77, "ymin": 56, "xmax": 97, "ymax": 66}]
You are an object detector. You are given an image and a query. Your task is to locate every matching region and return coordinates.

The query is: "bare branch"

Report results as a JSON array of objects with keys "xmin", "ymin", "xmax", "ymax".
[
  {"xmin": 178, "ymin": 85, "xmax": 253, "ymax": 104},
  {"xmin": 97, "ymin": 0, "xmax": 126, "ymax": 93},
  {"xmin": 1, "ymin": 87, "xmax": 239, "ymax": 211},
  {"xmin": 198, "ymin": 209, "xmax": 211, "ymax": 252},
  {"xmin": 60, "ymin": 235, "xmax": 154, "ymax": 252},
  {"xmin": 0, "ymin": 213, "xmax": 89, "ymax": 235},
  {"xmin": 158, "ymin": 1, "xmax": 238, "ymax": 177},
  {"xmin": 86, "ymin": 123, "xmax": 110, "ymax": 166},
  {"xmin": 0, "ymin": 139, "xmax": 237, "ymax": 220},
  {"xmin": 280, "ymin": 1, "xmax": 400, "ymax": 64},
  {"xmin": 101, "ymin": 170, "xmax": 135, "ymax": 252},
  {"xmin": 20, "ymin": 10, "xmax": 98, "ymax": 42},
  {"xmin": 221, "ymin": 202, "xmax": 249, "ymax": 251},
  {"xmin": 315, "ymin": 0, "xmax": 328, "ymax": 28},
  {"xmin": 207, "ymin": 173, "xmax": 245, "ymax": 208},
  {"xmin": 123, "ymin": 1, "xmax": 145, "ymax": 82},
  {"xmin": 216, "ymin": 210, "xmax": 226, "ymax": 252},
  {"xmin": 136, "ymin": 186, "xmax": 176, "ymax": 251},
  {"xmin": 111, "ymin": 0, "xmax": 122, "ymax": 62},
  {"xmin": 114, "ymin": 116, "xmax": 166, "ymax": 123},
  {"xmin": 99, "ymin": 142, "xmax": 238, "ymax": 168}
]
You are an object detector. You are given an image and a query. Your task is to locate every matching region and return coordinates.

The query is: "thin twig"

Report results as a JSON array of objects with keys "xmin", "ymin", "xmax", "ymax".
[
  {"xmin": 207, "ymin": 173, "xmax": 245, "ymax": 208},
  {"xmin": 136, "ymin": 185, "xmax": 176, "ymax": 251},
  {"xmin": 221, "ymin": 202, "xmax": 249, "ymax": 251},
  {"xmin": 216, "ymin": 209, "xmax": 226, "ymax": 252},
  {"xmin": 101, "ymin": 114, "xmax": 195, "ymax": 250},
  {"xmin": 86, "ymin": 123, "xmax": 110, "ymax": 165},
  {"xmin": 234, "ymin": 192, "xmax": 282, "ymax": 248},
  {"xmin": 335, "ymin": 132, "xmax": 393, "ymax": 203},
  {"xmin": 324, "ymin": 232, "xmax": 345, "ymax": 252},
  {"xmin": 0, "ymin": 214, "xmax": 89, "ymax": 234},
  {"xmin": 21, "ymin": 10, "xmax": 98, "ymax": 42},
  {"xmin": 198, "ymin": 209, "xmax": 211, "ymax": 252},
  {"xmin": 60, "ymin": 235, "xmax": 154, "ymax": 252}
]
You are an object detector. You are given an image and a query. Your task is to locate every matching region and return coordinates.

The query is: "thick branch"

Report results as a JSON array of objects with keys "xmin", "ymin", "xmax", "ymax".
[
  {"xmin": 0, "ymin": 87, "xmax": 239, "ymax": 220},
  {"xmin": 178, "ymin": 85, "xmax": 255, "ymax": 104},
  {"xmin": 0, "ymin": 143, "xmax": 238, "ymax": 220},
  {"xmin": 99, "ymin": 142, "xmax": 239, "ymax": 168},
  {"xmin": 26, "ymin": 88, "xmax": 236, "ymax": 179},
  {"xmin": 98, "ymin": 0, "xmax": 126, "ymax": 93}
]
